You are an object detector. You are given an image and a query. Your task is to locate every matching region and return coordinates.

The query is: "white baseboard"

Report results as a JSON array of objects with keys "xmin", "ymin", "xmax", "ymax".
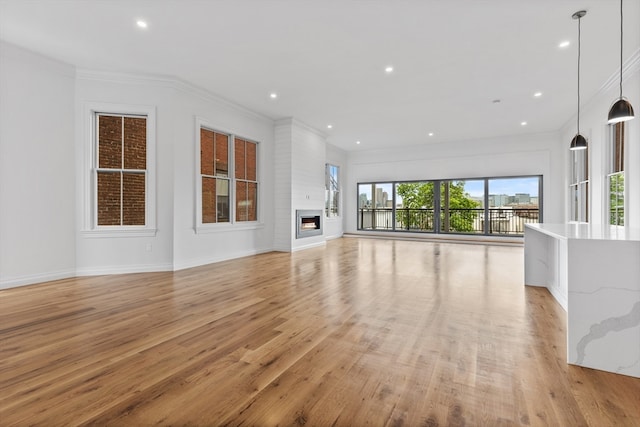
[
  {"xmin": 0, "ymin": 269, "xmax": 76, "ymax": 290},
  {"xmin": 291, "ymin": 240, "xmax": 326, "ymax": 252},
  {"xmin": 76, "ymin": 263, "xmax": 174, "ymax": 277},
  {"xmin": 172, "ymin": 247, "xmax": 272, "ymax": 271}
]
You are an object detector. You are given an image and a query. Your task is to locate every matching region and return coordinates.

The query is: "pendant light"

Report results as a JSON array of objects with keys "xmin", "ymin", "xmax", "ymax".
[
  {"xmin": 608, "ymin": 0, "xmax": 635, "ymax": 124},
  {"xmin": 570, "ymin": 10, "xmax": 588, "ymax": 151}
]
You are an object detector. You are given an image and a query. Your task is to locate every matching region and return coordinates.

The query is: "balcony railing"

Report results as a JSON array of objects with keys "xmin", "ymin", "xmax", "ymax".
[{"xmin": 358, "ymin": 207, "xmax": 540, "ymax": 235}]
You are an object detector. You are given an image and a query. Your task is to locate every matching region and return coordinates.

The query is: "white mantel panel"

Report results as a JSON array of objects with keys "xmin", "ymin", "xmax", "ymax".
[{"xmin": 290, "ymin": 120, "xmax": 326, "ymax": 251}]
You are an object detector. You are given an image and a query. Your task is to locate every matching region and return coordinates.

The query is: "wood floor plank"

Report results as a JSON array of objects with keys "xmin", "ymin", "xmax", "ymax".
[{"xmin": 1, "ymin": 238, "xmax": 639, "ymax": 426}]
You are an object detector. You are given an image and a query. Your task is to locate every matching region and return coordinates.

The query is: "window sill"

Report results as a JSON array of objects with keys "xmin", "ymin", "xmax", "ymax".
[
  {"xmin": 196, "ymin": 222, "xmax": 264, "ymax": 234},
  {"xmin": 81, "ymin": 228, "xmax": 158, "ymax": 238}
]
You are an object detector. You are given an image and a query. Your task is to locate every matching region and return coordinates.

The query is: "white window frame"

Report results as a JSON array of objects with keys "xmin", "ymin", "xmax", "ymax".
[
  {"xmin": 606, "ymin": 122, "xmax": 626, "ymax": 227},
  {"xmin": 81, "ymin": 102, "xmax": 157, "ymax": 238},
  {"xmin": 569, "ymin": 147, "xmax": 589, "ymax": 223},
  {"xmin": 195, "ymin": 116, "xmax": 262, "ymax": 233},
  {"xmin": 325, "ymin": 163, "xmax": 340, "ymax": 218}
]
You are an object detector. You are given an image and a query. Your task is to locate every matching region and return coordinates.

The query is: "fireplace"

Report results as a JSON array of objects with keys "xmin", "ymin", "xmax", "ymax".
[{"xmin": 296, "ymin": 210, "xmax": 323, "ymax": 239}]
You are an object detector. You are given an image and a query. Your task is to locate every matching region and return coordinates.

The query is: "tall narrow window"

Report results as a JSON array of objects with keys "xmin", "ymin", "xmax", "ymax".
[
  {"xmin": 234, "ymin": 138, "xmax": 258, "ymax": 222},
  {"xmin": 96, "ymin": 114, "xmax": 147, "ymax": 226},
  {"xmin": 569, "ymin": 147, "xmax": 589, "ymax": 222},
  {"xmin": 607, "ymin": 122, "xmax": 625, "ymax": 226},
  {"xmin": 325, "ymin": 164, "xmax": 340, "ymax": 217},
  {"xmin": 200, "ymin": 128, "xmax": 230, "ymax": 223}
]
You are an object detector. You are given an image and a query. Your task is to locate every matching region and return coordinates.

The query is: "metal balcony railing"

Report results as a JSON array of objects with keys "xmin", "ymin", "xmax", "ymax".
[{"xmin": 358, "ymin": 207, "xmax": 540, "ymax": 235}]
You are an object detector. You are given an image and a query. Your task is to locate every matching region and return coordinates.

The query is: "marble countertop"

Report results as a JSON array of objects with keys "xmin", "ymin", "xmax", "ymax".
[{"xmin": 525, "ymin": 223, "xmax": 640, "ymax": 242}]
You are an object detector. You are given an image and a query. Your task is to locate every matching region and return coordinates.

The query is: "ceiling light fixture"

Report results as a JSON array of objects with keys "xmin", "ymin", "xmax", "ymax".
[
  {"xmin": 570, "ymin": 10, "xmax": 588, "ymax": 151},
  {"xmin": 559, "ymin": 40, "xmax": 570, "ymax": 48},
  {"xmin": 385, "ymin": 66, "xmax": 394, "ymax": 73},
  {"xmin": 356, "ymin": 141, "xmax": 361, "ymax": 145},
  {"xmin": 327, "ymin": 124, "xmax": 333, "ymax": 129},
  {"xmin": 521, "ymin": 121, "xmax": 527, "ymax": 126},
  {"xmin": 534, "ymin": 92, "xmax": 542, "ymax": 97},
  {"xmin": 607, "ymin": 0, "xmax": 635, "ymax": 124},
  {"xmin": 428, "ymin": 132, "xmax": 434, "ymax": 137},
  {"xmin": 270, "ymin": 93, "xmax": 277, "ymax": 99},
  {"xmin": 136, "ymin": 20, "xmax": 148, "ymax": 29}
]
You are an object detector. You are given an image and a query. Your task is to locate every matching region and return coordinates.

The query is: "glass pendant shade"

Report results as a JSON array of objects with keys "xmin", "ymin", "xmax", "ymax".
[
  {"xmin": 570, "ymin": 134, "xmax": 588, "ymax": 150},
  {"xmin": 607, "ymin": 97, "xmax": 635, "ymax": 124}
]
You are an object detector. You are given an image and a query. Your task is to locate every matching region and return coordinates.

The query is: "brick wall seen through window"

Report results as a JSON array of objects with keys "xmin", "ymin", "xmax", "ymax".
[{"xmin": 96, "ymin": 114, "xmax": 146, "ymax": 226}]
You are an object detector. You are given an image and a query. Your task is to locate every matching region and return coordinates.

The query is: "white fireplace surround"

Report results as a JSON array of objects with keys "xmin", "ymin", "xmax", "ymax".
[{"xmin": 296, "ymin": 210, "xmax": 323, "ymax": 239}]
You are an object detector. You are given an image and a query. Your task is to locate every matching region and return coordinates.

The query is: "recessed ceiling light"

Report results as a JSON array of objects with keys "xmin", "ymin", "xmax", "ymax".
[
  {"xmin": 559, "ymin": 40, "xmax": 570, "ymax": 48},
  {"xmin": 327, "ymin": 124, "xmax": 333, "ymax": 129},
  {"xmin": 521, "ymin": 121, "xmax": 528, "ymax": 126},
  {"xmin": 534, "ymin": 92, "xmax": 542, "ymax": 97},
  {"xmin": 136, "ymin": 20, "xmax": 148, "ymax": 29},
  {"xmin": 356, "ymin": 140, "xmax": 361, "ymax": 145},
  {"xmin": 385, "ymin": 66, "xmax": 394, "ymax": 73},
  {"xmin": 270, "ymin": 93, "xmax": 277, "ymax": 99},
  {"xmin": 428, "ymin": 132, "xmax": 434, "ymax": 137}
]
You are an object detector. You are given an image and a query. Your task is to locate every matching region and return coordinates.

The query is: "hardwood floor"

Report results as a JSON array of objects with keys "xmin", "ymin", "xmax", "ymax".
[{"xmin": 1, "ymin": 237, "xmax": 639, "ymax": 426}]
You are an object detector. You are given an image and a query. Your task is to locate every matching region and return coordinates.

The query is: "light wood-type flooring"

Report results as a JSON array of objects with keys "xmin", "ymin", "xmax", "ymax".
[{"xmin": 1, "ymin": 237, "xmax": 639, "ymax": 426}]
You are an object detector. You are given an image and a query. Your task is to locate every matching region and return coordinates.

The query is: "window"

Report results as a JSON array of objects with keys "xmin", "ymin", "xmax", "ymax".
[
  {"xmin": 200, "ymin": 128, "xmax": 230, "ymax": 223},
  {"xmin": 440, "ymin": 179, "xmax": 483, "ymax": 234},
  {"xmin": 325, "ymin": 164, "xmax": 340, "ymax": 217},
  {"xmin": 358, "ymin": 176, "xmax": 542, "ymax": 236},
  {"xmin": 83, "ymin": 103, "xmax": 156, "ymax": 237},
  {"xmin": 196, "ymin": 118, "xmax": 259, "ymax": 230},
  {"xmin": 234, "ymin": 138, "xmax": 258, "ymax": 222},
  {"xmin": 569, "ymin": 147, "xmax": 589, "ymax": 222},
  {"xmin": 357, "ymin": 183, "xmax": 393, "ymax": 230},
  {"xmin": 95, "ymin": 114, "xmax": 147, "ymax": 226},
  {"xmin": 487, "ymin": 177, "xmax": 540, "ymax": 235},
  {"xmin": 607, "ymin": 122, "xmax": 625, "ymax": 226}
]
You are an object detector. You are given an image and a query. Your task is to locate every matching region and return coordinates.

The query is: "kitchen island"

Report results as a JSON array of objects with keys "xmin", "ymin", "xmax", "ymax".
[{"xmin": 524, "ymin": 223, "xmax": 640, "ymax": 378}]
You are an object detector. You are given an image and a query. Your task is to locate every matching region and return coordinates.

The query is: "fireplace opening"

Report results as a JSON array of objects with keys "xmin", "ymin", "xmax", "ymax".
[{"xmin": 296, "ymin": 210, "xmax": 323, "ymax": 239}]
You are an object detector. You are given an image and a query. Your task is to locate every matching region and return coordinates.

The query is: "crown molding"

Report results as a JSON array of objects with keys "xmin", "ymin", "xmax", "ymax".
[
  {"xmin": 75, "ymin": 69, "xmax": 273, "ymax": 124},
  {"xmin": 560, "ymin": 48, "xmax": 640, "ymax": 135},
  {"xmin": 276, "ymin": 117, "xmax": 327, "ymax": 139},
  {"xmin": 598, "ymin": 48, "xmax": 640, "ymax": 95}
]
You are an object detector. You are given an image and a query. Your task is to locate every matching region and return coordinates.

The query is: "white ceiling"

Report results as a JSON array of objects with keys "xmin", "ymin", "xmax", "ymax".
[{"xmin": 1, "ymin": 0, "xmax": 638, "ymax": 151}]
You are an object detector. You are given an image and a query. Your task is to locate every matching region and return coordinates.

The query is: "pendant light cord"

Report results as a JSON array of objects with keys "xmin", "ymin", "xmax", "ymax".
[
  {"xmin": 577, "ymin": 14, "xmax": 581, "ymax": 133},
  {"xmin": 619, "ymin": 0, "xmax": 624, "ymax": 99}
]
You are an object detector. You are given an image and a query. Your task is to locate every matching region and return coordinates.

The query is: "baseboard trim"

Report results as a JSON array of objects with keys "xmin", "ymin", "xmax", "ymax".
[
  {"xmin": 173, "ymin": 248, "xmax": 273, "ymax": 271},
  {"xmin": 0, "ymin": 269, "xmax": 76, "ymax": 290},
  {"xmin": 76, "ymin": 263, "xmax": 174, "ymax": 277}
]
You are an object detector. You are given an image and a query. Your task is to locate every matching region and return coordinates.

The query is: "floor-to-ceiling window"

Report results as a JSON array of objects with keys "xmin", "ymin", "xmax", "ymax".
[
  {"xmin": 358, "ymin": 175, "xmax": 542, "ymax": 236},
  {"xmin": 487, "ymin": 177, "xmax": 540, "ymax": 235}
]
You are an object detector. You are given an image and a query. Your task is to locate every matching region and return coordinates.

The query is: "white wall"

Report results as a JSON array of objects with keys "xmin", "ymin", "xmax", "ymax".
[
  {"xmin": 0, "ymin": 42, "xmax": 77, "ymax": 288},
  {"xmin": 171, "ymin": 83, "xmax": 275, "ymax": 270},
  {"xmin": 345, "ymin": 132, "xmax": 565, "ymax": 233},
  {"xmin": 325, "ymin": 143, "xmax": 348, "ymax": 239},
  {"xmin": 74, "ymin": 72, "xmax": 175, "ymax": 274},
  {"xmin": 561, "ymin": 53, "xmax": 640, "ymax": 227}
]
